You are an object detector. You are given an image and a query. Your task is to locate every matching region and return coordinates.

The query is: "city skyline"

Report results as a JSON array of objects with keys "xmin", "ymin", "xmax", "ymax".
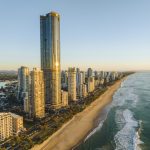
[
  {"xmin": 0, "ymin": 0, "xmax": 150, "ymax": 71},
  {"xmin": 0, "ymin": 1, "xmax": 150, "ymax": 149}
]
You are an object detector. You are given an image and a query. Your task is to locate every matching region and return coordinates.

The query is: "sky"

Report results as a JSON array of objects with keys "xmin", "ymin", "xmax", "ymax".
[{"xmin": 0, "ymin": 0, "xmax": 150, "ymax": 71}]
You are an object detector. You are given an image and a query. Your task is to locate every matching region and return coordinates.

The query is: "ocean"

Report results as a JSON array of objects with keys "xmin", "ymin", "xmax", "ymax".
[{"xmin": 76, "ymin": 72, "xmax": 150, "ymax": 150}]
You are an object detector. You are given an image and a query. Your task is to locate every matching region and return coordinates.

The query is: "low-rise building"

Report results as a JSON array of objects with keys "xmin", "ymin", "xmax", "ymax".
[{"xmin": 0, "ymin": 113, "xmax": 24, "ymax": 141}]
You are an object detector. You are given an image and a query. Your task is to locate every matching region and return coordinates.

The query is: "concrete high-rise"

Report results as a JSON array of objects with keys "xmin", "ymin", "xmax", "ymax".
[
  {"xmin": 81, "ymin": 71, "xmax": 86, "ymax": 84},
  {"xmin": 40, "ymin": 12, "xmax": 61, "ymax": 107},
  {"xmin": 77, "ymin": 72, "xmax": 84, "ymax": 98},
  {"xmin": 61, "ymin": 71, "xmax": 68, "ymax": 89},
  {"xmin": 87, "ymin": 68, "xmax": 93, "ymax": 77},
  {"xmin": 30, "ymin": 68, "xmax": 45, "ymax": 118},
  {"xmin": 88, "ymin": 77, "xmax": 95, "ymax": 92},
  {"xmin": 11, "ymin": 113, "xmax": 24, "ymax": 135},
  {"xmin": 76, "ymin": 68, "xmax": 80, "ymax": 88},
  {"xmin": 61, "ymin": 90, "xmax": 68, "ymax": 106},
  {"xmin": 82, "ymin": 84, "xmax": 88, "ymax": 97},
  {"xmin": 68, "ymin": 67, "xmax": 76, "ymax": 101},
  {"xmin": 0, "ymin": 113, "xmax": 12, "ymax": 141},
  {"xmin": 18, "ymin": 66, "xmax": 30, "ymax": 113},
  {"xmin": 0, "ymin": 113, "xmax": 24, "ymax": 141}
]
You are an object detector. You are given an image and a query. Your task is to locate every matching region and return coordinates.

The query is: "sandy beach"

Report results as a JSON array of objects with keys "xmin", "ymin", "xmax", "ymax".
[{"xmin": 32, "ymin": 78, "xmax": 125, "ymax": 150}]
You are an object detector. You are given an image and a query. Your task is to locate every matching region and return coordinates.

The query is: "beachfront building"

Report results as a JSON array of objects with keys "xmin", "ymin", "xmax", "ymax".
[
  {"xmin": 88, "ymin": 77, "xmax": 95, "ymax": 93},
  {"xmin": 81, "ymin": 71, "xmax": 86, "ymax": 84},
  {"xmin": 0, "ymin": 113, "xmax": 12, "ymax": 141},
  {"xmin": 61, "ymin": 71, "xmax": 68, "ymax": 89},
  {"xmin": 30, "ymin": 68, "xmax": 45, "ymax": 118},
  {"xmin": 68, "ymin": 67, "xmax": 76, "ymax": 101},
  {"xmin": 94, "ymin": 71, "xmax": 99, "ymax": 78},
  {"xmin": 79, "ymin": 84, "xmax": 88, "ymax": 98},
  {"xmin": 100, "ymin": 78, "xmax": 105, "ymax": 85},
  {"xmin": 79, "ymin": 84, "xmax": 83, "ymax": 98},
  {"xmin": 95, "ymin": 79, "xmax": 100, "ymax": 88},
  {"xmin": 76, "ymin": 68, "xmax": 80, "ymax": 87},
  {"xmin": 82, "ymin": 84, "xmax": 88, "ymax": 98},
  {"xmin": 110, "ymin": 72, "xmax": 119, "ymax": 81},
  {"xmin": 77, "ymin": 71, "xmax": 85, "ymax": 98},
  {"xmin": 87, "ymin": 68, "xmax": 93, "ymax": 77},
  {"xmin": 40, "ymin": 12, "xmax": 61, "ymax": 108},
  {"xmin": 17, "ymin": 66, "xmax": 30, "ymax": 113},
  {"xmin": 10, "ymin": 113, "xmax": 24, "ymax": 135},
  {"xmin": 0, "ymin": 113, "xmax": 24, "ymax": 141},
  {"xmin": 76, "ymin": 68, "xmax": 80, "ymax": 98},
  {"xmin": 61, "ymin": 90, "xmax": 68, "ymax": 106}
]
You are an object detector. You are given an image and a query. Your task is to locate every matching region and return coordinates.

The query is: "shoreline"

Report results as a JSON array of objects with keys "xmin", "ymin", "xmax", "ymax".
[
  {"xmin": 32, "ymin": 78, "xmax": 126, "ymax": 150},
  {"xmin": 72, "ymin": 100, "xmax": 112, "ymax": 150}
]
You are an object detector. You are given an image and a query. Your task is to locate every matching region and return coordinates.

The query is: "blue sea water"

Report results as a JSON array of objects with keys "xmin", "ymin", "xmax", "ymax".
[{"xmin": 76, "ymin": 73, "xmax": 150, "ymax": 150}]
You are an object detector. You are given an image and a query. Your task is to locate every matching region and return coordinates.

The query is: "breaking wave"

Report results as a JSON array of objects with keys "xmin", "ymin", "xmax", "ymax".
[{"xmin": 114, "ymin": 109, "xmax": 143, "ymax": 150}]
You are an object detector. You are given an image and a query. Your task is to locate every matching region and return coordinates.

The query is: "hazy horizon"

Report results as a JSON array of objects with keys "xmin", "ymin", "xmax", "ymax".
[{"xmin": 0, "ymin": 0, "xmax": 150, "ymax": 71}]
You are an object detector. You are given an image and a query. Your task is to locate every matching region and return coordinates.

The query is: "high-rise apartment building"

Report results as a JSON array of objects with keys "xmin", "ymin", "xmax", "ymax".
[
  {"xmin": 79, "ymin": 84, "xmax": 88, "ymax": 98},
  {"xmin": 82, "ymin": 84, "xmax": 88, "ymax": 98},
  {"xmin": 88, "ymin": 77, "xmax": 95, "ymax": 93},
  {"xmin": 0, "ymin": 113, "xmax": 24, "ymax": 141},
  {"xmin": 18, "ymin": 66, "xmax": 30, "ymax": 113},
  {"xmin": 11, "ymin": 113, "xmax": 24, "ymax": 135},
  {"xmin": 95, "ymin": 79, "xmax": 100, "ymax": 88},
  {"xmin": 81, "ymin": 71, "xmax": 86, "ymax": 84},
  {"xmin": 61, "ymin": 71, "xmax": 68, "ymax": 89},
  {"xmin": 68, "ymin": 67, "xmax": 76, "ymax": 101},
  {"xmin": 0, "ymin": 113, "xmax": 12, "ymax": 141},
  {"xmin": 76, "ymin": 68, "xmax": 80, "ymax": 87},
  {"xmin": 61, "ymin": 90, "xmax": 68, "ymax": 106},
  {"xmin": 87, "ymin": 68, "xmax": 93, "ymax": 77},
  {"xmin": 94, "ymin": 71, "xmax": 98, "ymax": 78},
  {"xmin": 76, "ymin": 71, "xmax": 86, "ymax": 98},
  {"xmin": 30, "ymin": 68, "xmax": 45, "ymax": 118},
  {"xmin": 40, "ymin": 12, "xmax": 61, "ymax": 107}
]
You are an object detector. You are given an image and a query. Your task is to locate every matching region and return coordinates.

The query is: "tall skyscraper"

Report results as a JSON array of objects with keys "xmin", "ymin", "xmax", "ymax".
[
  {"xmin": 76, "ymin": 68, "xmax": 80, "ymax": 87},
  {"xmin": 87, "ymin": 68, "xmax": 93, "ymax": 77},
  {"xmin": 40, "ymin": 11, "xmax": 61, "ymax": 107},
  {"xmin": 88, "ymin": 77, "xmax": 95, "ymax": 93},
  {"xmin": 30, "ymin": 68, "xmax": 45, "ymax": 118},
  {"xmin": 68, "ymin": 67, "xmax": 76, "ymax": 101},
  {"xmin": 82, "ymin": 84, "xmax": 88, "ymax": 98},
  {"xmin": 61, "ymin": 70, "xmax": 68, "ymax": 89},
  {"xmin": 76, "ymin": 68, "xmax": 80, "ymax": 98},
  {"xmin": 81, "ymin": 71, "xmax": 86, "ymax": 84},
  {"xmin": 76, "ymin": 71, "xmax": 86, "ymax": 98},
  {"xmin": 18, "ymin": 66, "xmax": 30, "ymax": 113},
  {"xmin": 61, "ymin": 90, "xmax": 68, "ymax": 106}
]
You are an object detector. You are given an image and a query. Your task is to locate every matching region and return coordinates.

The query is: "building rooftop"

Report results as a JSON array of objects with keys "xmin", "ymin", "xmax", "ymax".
[
  {"xmin": 49, "ymin": 11, "xmax": 60, "ymax": 17},
  {"xmin": 0, "ymin": 112, "xmax": 22, "ymax": 118},
  {"xmin": 0, "ymin": 112, "xmax": 11, "ymax": 116},
  {"xmin": 10, "ymin": 113, "xmax": 22, "ymax": 119}
]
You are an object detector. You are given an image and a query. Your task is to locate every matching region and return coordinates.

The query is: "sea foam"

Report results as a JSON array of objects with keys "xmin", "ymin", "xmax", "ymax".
[
  {"xmin": 114, "ymin": 109, "xmax": 143, "ymax": 150},
  {"xmin": 84, "ymin": 105, "xmax": 111, "ymax": 142}
]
